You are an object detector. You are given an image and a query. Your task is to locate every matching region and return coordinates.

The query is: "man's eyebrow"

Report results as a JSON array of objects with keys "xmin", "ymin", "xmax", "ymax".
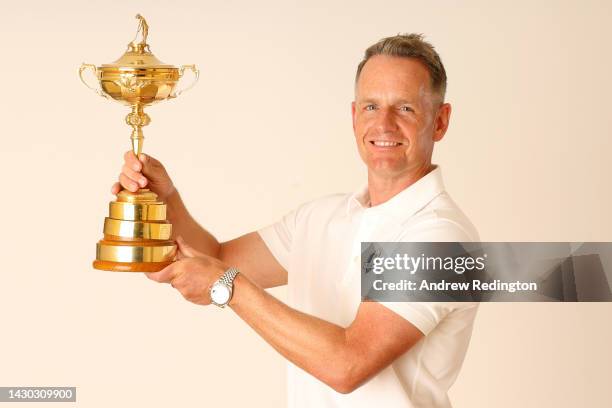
[
  {"xmin": 356, "ymin": 98, "xmax": 418, "ymax": 106},
  {"xmin": 356, "ymin": 99, "xmax": 378, "ymax": 105}
]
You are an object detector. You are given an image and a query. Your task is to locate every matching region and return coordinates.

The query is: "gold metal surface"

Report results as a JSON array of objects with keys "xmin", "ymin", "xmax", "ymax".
[
  {"xmin": 103, "ymin": 218, "xmax": 172, "ymax": 240},
  {"xmin": 129, "ymin": 14, "xmax": 149, "ymax": 53},
  {"xmin": 79, "ymin": 14, "xmax": 199, "ymax": 156},
  {"xmin": 96, "ymin": 242, "xmax": 176, "ymax": 263},
  {"xmin": 117, "ymin": 188, "xmax": 159, "ymax": 203},
  {"xmin": 81, "ymin": 15, "xmax": 199, "ymax": 272},
  {"xmin": 109, "ymin": 201, "xmax": 166, "ymax": 221},
  {"xmin": 93, "ymin": 189, "xmax": 176, "ymax": 269}
]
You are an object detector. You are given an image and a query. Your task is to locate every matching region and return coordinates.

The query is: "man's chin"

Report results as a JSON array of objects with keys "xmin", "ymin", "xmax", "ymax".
[{"xmin": 367, "ymin": 163, "xmax": 410, "ymax": 179}]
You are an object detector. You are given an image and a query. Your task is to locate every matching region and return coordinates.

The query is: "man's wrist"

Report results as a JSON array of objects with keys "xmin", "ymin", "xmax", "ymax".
[
  {"xmin": 164, "ymin": 185, "xmax": 179, "ymax": 206},
  {"xmin": 210, "ymin": 267, "xmax": 240, "ymax": 308},
  {"xmin": 165, "ymin": 187, "xmax": 185, "ymax": 221},
  {"xmin": 228, "ymin": 272, "xmax": 248, "ymax": 308}
]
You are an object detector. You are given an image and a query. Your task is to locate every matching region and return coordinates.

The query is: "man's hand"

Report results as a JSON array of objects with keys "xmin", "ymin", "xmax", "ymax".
[
  {"xmin": 111, "ymin": 150, "xmax": 176, "ymax": 201},
  {"xmin": 145, "ymin": 237, "xmax": 228, "ymax": 305}
]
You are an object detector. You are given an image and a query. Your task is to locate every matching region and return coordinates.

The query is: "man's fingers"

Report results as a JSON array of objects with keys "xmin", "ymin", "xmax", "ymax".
[
  {"xmin": 121, "ymin": 163, "xmax": 148, "ymax": 188},
  {"xmin": 138, "ymin": 153, "xmax": 148, "ymax": 165},
  {"xmin": 145, "ymin": 263, "xmax": 177, "ymax": 283},
  {"xmin": 124, "ymin": 150, "xmax": 142, "ymax": 172},
  {"xmin": 111, "ymin": 182, "xmax": 121, "ymax": 195},
  {"xmin": 120, "ymin": 173, "xmax": 140, "ymax": 192}
]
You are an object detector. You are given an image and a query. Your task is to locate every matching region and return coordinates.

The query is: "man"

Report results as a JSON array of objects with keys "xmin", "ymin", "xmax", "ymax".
[{"xmin": 112, "ymin": 34, "xmax": 479, "ymax": 407}]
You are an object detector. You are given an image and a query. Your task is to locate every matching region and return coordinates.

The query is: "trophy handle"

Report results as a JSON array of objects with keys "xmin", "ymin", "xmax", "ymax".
[
  {"xmin": 170, "ymin": 64, "xmax": 199, "ymax": 98},
  {"xmin": 78, "ymin": 63, "xmax": 110, "ymax": 99}
]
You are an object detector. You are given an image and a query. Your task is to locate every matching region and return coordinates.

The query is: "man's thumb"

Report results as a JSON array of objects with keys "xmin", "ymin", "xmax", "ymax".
[{"xmin": 176, "ymin": 236, "xmax": 201, "ymax": 259}]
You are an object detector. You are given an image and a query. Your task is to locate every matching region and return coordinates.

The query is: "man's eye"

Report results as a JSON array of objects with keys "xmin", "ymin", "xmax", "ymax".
[
  {"xmin": 399, "ymin": 106, "xmax": 413, "ymax": 112},
  {"xmin": 365, "ymin": 104, "xmax": 376, "ymax": 111}
]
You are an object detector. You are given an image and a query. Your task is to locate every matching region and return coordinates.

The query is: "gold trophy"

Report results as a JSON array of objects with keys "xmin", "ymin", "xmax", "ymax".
[{"xmin": 79, "ymin": 14, "xmax": 199, "ymax": 272}]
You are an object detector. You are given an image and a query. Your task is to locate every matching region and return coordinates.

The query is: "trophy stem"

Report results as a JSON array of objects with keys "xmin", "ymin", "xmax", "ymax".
[
  {"xmin": 126, "ymin": 104, "xmax": 151, "ymax": 157},
  {"xmin": 131, "ymin": 128, "xmax": 144, "ymax": 157}
]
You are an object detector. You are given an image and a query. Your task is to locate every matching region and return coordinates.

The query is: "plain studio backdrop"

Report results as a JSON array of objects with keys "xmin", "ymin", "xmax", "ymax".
[{"xmin": 1, "ymin": 1, "xmax": 611, "ymax": 407}]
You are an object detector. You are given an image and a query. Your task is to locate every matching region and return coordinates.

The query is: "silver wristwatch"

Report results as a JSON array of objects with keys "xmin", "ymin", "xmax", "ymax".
[{"xmin": 209, "ymin": 267, "xmax": 240, "ymax": 308}]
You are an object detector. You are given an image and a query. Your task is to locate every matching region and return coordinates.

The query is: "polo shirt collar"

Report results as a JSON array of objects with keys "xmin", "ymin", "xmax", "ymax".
[{"xmin": 347, "ymin": 165, "xmax": 446, "ymax": 218}]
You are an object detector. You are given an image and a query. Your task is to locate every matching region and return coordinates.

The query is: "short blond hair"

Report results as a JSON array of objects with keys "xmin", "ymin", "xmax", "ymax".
[{"xmin": 356, "ymin": 33, "xmax": 447, "ymax": 102}]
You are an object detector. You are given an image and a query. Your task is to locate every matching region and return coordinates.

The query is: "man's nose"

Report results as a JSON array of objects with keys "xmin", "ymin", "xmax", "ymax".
[{"xmin": 375, "ymin": 108, "xmax": 398, "ymax": 133}]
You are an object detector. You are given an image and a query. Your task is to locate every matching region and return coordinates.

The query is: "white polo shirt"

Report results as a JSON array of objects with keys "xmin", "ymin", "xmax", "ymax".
[{"xmin": 258, "ymin": 166, "xmax": 479, "ymax": 408}]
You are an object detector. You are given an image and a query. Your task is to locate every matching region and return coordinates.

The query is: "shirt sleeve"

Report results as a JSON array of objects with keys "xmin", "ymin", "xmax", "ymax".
[
  {"xmin": 381, "ymin": 302, "xmax": 478, "ymax": 336},
  {"xmin": 257, "ymin": 208, "xmax": 300, "ymax": 271},
  {"xmin": 379, "ymin": 217, "xmax": 480, "ymax": 335}
]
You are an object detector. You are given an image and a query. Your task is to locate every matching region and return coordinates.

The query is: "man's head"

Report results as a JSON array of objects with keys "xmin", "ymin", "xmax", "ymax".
[{"xmin": 352, "ymin": 34, "xmax": 451, "ymax": 182}]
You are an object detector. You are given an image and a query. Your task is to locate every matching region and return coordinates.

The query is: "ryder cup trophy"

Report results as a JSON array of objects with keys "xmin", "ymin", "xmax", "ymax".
[{"xmin": 79, "ymin": 14, "xmax": 199, "ymax": 272}]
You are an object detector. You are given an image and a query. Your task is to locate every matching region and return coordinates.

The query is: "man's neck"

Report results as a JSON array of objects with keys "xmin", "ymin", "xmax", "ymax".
[{"xmin": 367, "ymin": 164, "xmax": 434, "ymax": 207}]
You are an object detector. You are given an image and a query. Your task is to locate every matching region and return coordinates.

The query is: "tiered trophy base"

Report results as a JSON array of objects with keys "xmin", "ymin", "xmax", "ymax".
[
  {"xmin": 93, "ymin": 189, "xmax": 176, "ymax": 272},
  {"xmin": 93, "ymin": 260, "xmax": 174, "ymax": 272}
]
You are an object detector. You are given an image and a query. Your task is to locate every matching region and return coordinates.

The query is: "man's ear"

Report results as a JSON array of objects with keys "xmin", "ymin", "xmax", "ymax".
[
  {"xmin": 351, "ymin": 101, "xmax": 357, "ymax": 133},
  {"xmin": 433, "ymin": 102, "xmax": 451, "ymax": 142}
]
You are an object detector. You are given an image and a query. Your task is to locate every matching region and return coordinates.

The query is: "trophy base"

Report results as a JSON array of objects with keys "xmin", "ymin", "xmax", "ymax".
[
  {"xmin": 93, "ymin": 260, "xmax": 173, "ymax": 272},
  {"xmin": 93, "ymin": 188, "xmax": 177, "ymax": 272}
]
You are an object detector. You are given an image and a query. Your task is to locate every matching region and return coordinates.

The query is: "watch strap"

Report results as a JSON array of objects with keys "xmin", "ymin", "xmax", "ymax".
[{"xmin": 219, "ymin": 267, "xmax": 240, "ymax": 286}]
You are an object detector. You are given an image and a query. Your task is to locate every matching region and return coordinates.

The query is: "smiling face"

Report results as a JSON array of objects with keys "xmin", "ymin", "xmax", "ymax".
[{"xmin": 352, "ymin": 55, "xmax": 451, "ymax": 182}]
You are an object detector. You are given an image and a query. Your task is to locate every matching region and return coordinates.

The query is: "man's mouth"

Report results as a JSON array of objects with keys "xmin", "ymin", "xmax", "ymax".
[{"xmin": 370, "ymin": 141, "xmax": 403, "ymax": 147}]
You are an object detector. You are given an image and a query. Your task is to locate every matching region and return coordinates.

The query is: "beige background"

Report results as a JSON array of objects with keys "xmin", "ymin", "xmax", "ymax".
[{"xmin": 1, "ymin": 0, "xmax": 611, "ymax": 406}]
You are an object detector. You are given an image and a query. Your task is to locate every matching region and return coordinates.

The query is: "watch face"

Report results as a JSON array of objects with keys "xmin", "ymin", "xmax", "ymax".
[{"xmin": 211, "ymin": 283, "xmax": 231, "ymax": 305}]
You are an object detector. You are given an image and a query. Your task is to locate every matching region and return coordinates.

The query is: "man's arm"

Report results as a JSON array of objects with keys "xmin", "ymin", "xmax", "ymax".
[
  {"xmin": 148, "ymin": 240, "xmax": 424, "ymax": 394},
  {"xmin": 166, "ymin": 191, "xmax": 287, "ymax": 288},
  {"xmin": 229, "ymin": 273, "xmax": 423, "ymax": 393},
  {"xmin": 164, "ymin": 188, "xmax": 221, "ymax": 255}
]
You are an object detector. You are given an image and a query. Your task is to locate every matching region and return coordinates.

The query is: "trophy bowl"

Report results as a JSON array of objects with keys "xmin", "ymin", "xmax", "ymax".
[
  {"xmin": 80, "ymin": 15, "xmax": 198, "ymax": 110},
  {"xmin": 99, "ymin": 67, "xmax": 180, "ymax": 107},
  {"xmin": 79, "ymin": 14, "xmax": 198, "ymax": 158},
  {"xmin": 97, "ymin": 56, "xmax": 198, "ymax": 107}
]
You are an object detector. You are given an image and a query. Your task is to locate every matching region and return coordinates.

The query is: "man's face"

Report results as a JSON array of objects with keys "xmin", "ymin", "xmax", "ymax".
[{"xmin": 352, "ymin": 55, "xmax": 451, "ymax": 180}]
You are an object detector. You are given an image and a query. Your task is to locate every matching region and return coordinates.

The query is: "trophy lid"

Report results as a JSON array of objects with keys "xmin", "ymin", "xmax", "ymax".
[{"xmin": 100, "ymin": 14, "xmax": 176, "ymax": 69}]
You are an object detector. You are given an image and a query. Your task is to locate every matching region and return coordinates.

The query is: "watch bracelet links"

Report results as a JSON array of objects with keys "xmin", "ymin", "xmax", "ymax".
[{"xmin": 219, "ymin": 267, "xmax": 240, "ymax": 286}]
